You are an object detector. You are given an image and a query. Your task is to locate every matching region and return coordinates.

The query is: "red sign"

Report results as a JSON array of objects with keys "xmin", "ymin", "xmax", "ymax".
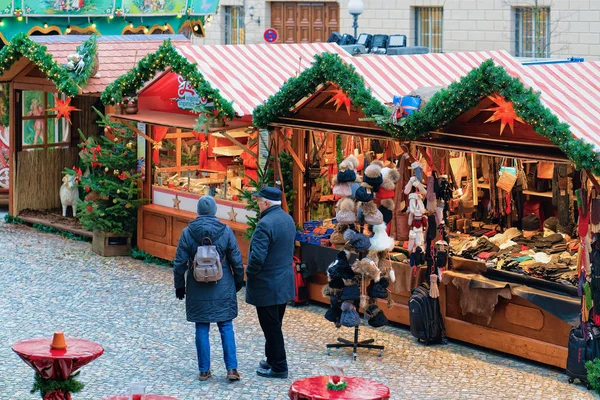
[
  {"xmin": 138, "ymin": 72, "xmax": 211, "ymax": 116},
  {"xmin": 264, "ymin": 28, "xmax": 278, "ymax": 43}
]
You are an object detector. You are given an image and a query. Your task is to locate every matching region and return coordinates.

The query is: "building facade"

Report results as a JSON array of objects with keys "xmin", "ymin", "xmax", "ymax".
[{"xmin": 196, "ymin": 0, "xmax": 600, "ymax": 60}]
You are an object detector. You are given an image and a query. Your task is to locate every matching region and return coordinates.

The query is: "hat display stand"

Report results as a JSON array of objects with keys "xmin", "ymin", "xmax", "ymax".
[{"xmin": 326, "ymin": 157, "xmax": 403, "ymax": 360}]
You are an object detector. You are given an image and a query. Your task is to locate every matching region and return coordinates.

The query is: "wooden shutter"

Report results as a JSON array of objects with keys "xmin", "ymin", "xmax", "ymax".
[
  {"xmin": 297, "ymin": 4, "xmax": 311, "ymax": 43},
  {"xmin": 311, "ymin": 4, "xmax": 326, "ymax": 42},
  {"xmin": 325, "ymin": 3, "xmax": 339, "ymax": 40},
  {"xmin": 271, "ymin": 2, "xmax": 283, "ymax": 37},
  {"xmin": 270, "ymin": 2, "xmax": 339, "ymax": 44}
]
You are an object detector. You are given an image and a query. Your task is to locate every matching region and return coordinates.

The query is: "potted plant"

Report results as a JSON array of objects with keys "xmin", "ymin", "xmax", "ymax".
[
  {"xmin": 124, "ymin": 96, "xmax": 139, "ymax": 114},
  {"xmin": 65, "ymin": 109, "xmax": 145, "ymax": 256}
]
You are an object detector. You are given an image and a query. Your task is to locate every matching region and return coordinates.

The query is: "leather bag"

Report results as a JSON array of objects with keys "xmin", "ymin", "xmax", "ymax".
[
  {"xmin": 192, "ymin": 238, "xmax": 223, "ymax": 283},
  {"xmin": 537, "ymin": 161, "xmax": 554, "ymax": 179},
  {"xmin": 450, "ymin": 154, "xmax": 469, "ymax": 183},
  {"xmin": 496, "ymin": 158, "xmax": 517, "ymax": 192}
]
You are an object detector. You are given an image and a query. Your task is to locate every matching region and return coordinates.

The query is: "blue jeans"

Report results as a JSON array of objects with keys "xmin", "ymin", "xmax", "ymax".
[{"xmin": 195, "ymin": 320, "xmax": 238, "ymax": 373}]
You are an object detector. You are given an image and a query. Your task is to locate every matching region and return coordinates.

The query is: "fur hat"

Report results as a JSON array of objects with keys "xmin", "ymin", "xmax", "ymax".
[
  {"xmin": 379, "ymin": 199, "xmax": 395, "ymax": 224},
  {"xmin": 377, "ymin": 169, "xmax": 400, "ymax": 199},
  {"xmin": 335, "ymin": 197, "xmax": 356, "ymax": 224},
  {"xmin": 328, "ymin": 250, "xmax": 355, "ymax": 280},
  {"xmin": 351, "ymin": 257, "xmax": 381, "ymax": 282},
  {"xmin": 322, "ymin": 285, "xmax": 343, "ymax": 297},
  {"xmin": 364, "ymin": 163, "xmax": 383, "ymax": 192},
  {"xmin": 354, "ymin": 184, "xmax": 374, "ymax": 203},
  {"xmin": 367, "ymin": 278, "xmax": 389, "ymax": 299},
  {"xmin": 330, "ymin": 224, "xmax": 349, "ymax": 245},
  {"xmin": 340, "ymin": 301, "xmax": 361, "ymax": 327},
  {"xmin": 344, "ymin": 229, "xmax": 372, "ymax": 252},
  {"xmin": 362, "ymin": 201, "xmax": 384, "ymax": 225},
  {"xmin": 366, "ymin": 305, "xmax": 388, "ymax": 328},
  {"xmin": 344, "ymin": 155, "xmax": 360, "ymax": 171},
  {"xmin": 328, "ymin": 277, "xmax": 346, "ymax": 289},
  {"xmin": 370, "ymin": 160, "xmax": 385, "ymax": 168},
  {"xmin": 370, "ymin": 223, "xmax": 395, "ymax": 252}
]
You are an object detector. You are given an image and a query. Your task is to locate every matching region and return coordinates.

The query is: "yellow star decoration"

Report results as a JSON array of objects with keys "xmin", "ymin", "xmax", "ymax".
[
  {"xmin": 152, "ymin": 141, "xmax": 163, "ymax": 151},
  {"xmin": 484, "ymin": 94, "xmax": 524, "ymax": 135},
  {"xmin": 325, "ymin": 89, "xmax": 352, "ymax": 115},
  {"xmin": 200, "ymin": 141, "xmax": 209, "ymax": 150},
  {"xmin": 172, "ymin": 195, "xmax": 181, "ymax": 210},
  {"xmin": 227, "ymin": 207, "xmax": 238, "ymax": 222}
]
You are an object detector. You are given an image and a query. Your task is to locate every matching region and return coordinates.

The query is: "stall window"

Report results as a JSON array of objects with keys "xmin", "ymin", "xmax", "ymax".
[
  {"xmin": 414, "ymin": 7, "xmax": 443, "ymax": 53},
  {"xmin": 21, "ymin": 91, "xmax": 70, "ymax": 149},
  {"xmin": 224, "ymin": 6, "xmax": 245, "ymax": 44},
  {"xmin": 514, "ymin": 7, "xmax": 550, "ymax": 58}
]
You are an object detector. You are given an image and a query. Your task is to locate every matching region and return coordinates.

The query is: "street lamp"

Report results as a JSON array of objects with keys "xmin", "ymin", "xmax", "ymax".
[{"xmin": 348, "ymin": 0, "xmax": 364, "ymax": 40}]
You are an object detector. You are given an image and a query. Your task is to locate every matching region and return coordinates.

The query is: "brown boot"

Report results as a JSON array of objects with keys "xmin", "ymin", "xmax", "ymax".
[
  {"xmin": 227, "ymin": 369, "xmax": 241, "ymax": 381},
  {"xmin": 199, "ymin": 371, "xmax": 212, "ymax": 381}
]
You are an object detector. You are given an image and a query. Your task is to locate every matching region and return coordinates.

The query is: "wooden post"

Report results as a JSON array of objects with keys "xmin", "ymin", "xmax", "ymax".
[
  {"xmin": 8, "ymin": 83, "xmax": 15, "ymax": 215},
  {"xmin": 292, "ymin": 128, "xmax": 306, "ymax": 225}
]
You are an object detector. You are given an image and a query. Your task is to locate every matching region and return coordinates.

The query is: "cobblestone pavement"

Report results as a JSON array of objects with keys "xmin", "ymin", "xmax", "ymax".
[{"xmin": 0, "ymin": 220, "xmax": 595, "ymax": 400}]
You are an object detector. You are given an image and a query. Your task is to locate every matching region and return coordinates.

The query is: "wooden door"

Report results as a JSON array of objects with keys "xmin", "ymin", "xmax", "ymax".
[{"xmin": 270, "ymin": 2, "xmax": 339, "ymax": 43}]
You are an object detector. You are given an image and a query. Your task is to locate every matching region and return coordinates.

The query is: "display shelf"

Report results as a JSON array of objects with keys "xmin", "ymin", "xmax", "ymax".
[
  {"xmin": 212, "ymin": 146, "xmax": 244, "ymax": 156},
  {"xmin": 478, "ymin": 182, "xmax": 490, "ymax": 189}
]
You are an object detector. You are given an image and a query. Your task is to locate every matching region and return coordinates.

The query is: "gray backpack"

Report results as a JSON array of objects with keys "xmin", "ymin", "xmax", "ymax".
[{"xmin": 191, "ymin": 237, "xmax": 223, "ymax": 283}]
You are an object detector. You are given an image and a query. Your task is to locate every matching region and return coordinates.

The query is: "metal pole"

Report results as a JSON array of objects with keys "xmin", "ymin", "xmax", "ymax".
[{"xmin": 352, "ymin": 14, "xmax": 358, "ymax": 39}]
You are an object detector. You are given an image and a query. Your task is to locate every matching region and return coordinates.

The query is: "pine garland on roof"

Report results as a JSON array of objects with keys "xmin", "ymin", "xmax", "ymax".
[
  {"xmin": 0, "ymin": 33, "xmax": 97, "ymax": 96},
  {"xmin": 100, "ymin": 39, "xmax": 235, "ymax": 120}
]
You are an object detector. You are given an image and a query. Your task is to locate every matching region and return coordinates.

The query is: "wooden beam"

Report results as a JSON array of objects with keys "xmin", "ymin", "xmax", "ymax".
[
  {"xmin": 8, "ymin": 83, "xmax": 15, "ymax": 215},
  {"xmin": 276, "ymin": 129, "xmax": 305, "ymax": 173},
  {"xmin": 586, "ymin": 170, "xmax": 600, "ymax": 194},
  {"xmin": 218, "ymin": 130, "xmax": 257, "ymax": 159}
]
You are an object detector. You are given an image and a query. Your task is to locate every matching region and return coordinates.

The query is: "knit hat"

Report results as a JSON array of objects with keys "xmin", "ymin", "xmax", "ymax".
[
  {"xmin": 379, "ymin": 199, "xmax": 394, "ymax": 224},
  {"xmin": 366, "ymin": 305, "xmax": 388, "ymax": 328},
  {"xmin": 364, "ymin": 163, "xmax": 383, "ymax": 192},
  {"xmin": 197, "ymin": 196, "xmax": 217, "ymax": 216},
  {"xmin": 362, "ymin": 201, "xmax": 383, "ymax": 226},
  {"xmin": 335, "ymin": 198, "xmax": 356, "ymax": 224},
  {"xmin": 354, "ymin": 185, "xmax": 374, "ymax": 203},
  {"xmin": 328, "ymin": 277, "xmax": 346, "ymax": 289},
  {"xmin": 340, "ymin": 284, "xmax": 361, "ymax": 301},
  {"xmin": 343, "ymin": 229, "xmax": 372, "ymax": 252},
  {"xmin": 333, "ymin": 181, "xmax": 353, "ymax": 198},
  {"xmin": 330, "ymin": 224, "xmax": 349, "ymax": 245},
  {"xmin": 522, "ymin": 214, "xmax": 541, "ymax": 238},
  {"xmin": 328, "ymin": 250, "xmax": 355, "ymax": 280},
  {"xmin": 324, "ymin": 306, "xmax": 341, "ymax": 323},
  {"xmin": 340, "ymin": 301, "xmax": 361, "ymax": 327},
  {"xmin": 367, "ymin": 278, "xmax": 389, "ymax": 299},
  {"xmin": 337, "ymin": 169, "xmax": 357, "ymax": 183}
]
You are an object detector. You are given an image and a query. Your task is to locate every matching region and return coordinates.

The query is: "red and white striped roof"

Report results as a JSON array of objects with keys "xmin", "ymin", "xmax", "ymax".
[
  {"xmin": 342, "ymin": 50, "xmax": 600, "ymax": 150},
  {"xmin": 174, "ymin": 42, "xmax": 347, "ymax": 117},
  {"xmin": 521, "ymin": 62, "xmax": 600, "ymax": 149}
]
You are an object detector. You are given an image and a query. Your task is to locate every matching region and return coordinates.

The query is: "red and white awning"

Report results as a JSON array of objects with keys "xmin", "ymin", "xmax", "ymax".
[{"xmin": 174, "ymin": 42, "xmax": 347, "ymax": 117}]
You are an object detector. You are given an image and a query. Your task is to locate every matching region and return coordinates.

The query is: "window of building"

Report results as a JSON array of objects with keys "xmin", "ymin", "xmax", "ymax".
[
  {"xmin": 414, "ymin": 7, "xmax": 443, "ymax": 53},
  {"xmin": 515, "ymin": 7, "xmax": 550, "ymax": 58},
  {"xmin": 21, "ymin": 91, "xmax": 70, "ymax": 149},
  {"xmin": 224, "ymin": 6, "xmax": 245, "ymax": 45}
]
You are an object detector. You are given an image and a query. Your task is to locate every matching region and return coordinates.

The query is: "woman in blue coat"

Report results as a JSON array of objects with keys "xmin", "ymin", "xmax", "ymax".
[{"xmin": 174, "ymin": 196, "xmax": 244, "ymax": 381}]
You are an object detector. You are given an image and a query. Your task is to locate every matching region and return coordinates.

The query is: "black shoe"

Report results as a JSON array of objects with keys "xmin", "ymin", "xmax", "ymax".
[
  {"xmin": 256, "ymin": 368, "xmax": 288, "ymax": 379},
  {"xmin": 259, "ymin": 360, "xmax": 270, "ymax": 370}
]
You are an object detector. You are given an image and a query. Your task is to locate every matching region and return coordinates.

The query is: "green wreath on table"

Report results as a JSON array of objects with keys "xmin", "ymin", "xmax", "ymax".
[
  {"xmin": 31, "ymin": 371, "xmax": 84, "ymax": 399},
  {"xmin": 326, "ymin": 380, "xmax": 348, "ymax": 391}
]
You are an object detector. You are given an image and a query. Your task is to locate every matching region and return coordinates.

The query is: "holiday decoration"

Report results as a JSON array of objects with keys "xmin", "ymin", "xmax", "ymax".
[
  {"xmin": 326, "ymin": 88, "xmax": 352, "ymax": 115},
  {"xmin": 101, "ymin": 39, "xmax": 235, "ymax": 124},
  {"xmin": 484, "ymin": 94, "xmax": 524, "ymax": 135},
  {"xmin": 48, "ymin": 96, "xmax": 80, "ymax": 124},
  {"xmin": 65, "ymin": 109, "xmax": 144, "ymax": 234}
]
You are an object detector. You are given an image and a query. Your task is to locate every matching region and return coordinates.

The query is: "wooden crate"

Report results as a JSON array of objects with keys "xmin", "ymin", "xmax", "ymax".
[{"xmin": 92, "ymin": 230, "xmax": 132, "ymax": 257}]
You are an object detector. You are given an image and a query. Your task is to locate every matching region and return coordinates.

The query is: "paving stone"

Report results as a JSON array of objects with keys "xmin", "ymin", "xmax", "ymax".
[{"xmin": 0, "ymin": 220, "xmax": 595, "ymax": 399}]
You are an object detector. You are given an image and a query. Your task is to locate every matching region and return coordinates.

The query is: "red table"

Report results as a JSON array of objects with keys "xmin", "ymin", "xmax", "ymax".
[
  {"xmin": 101, "ymin": 396, "xmax": 179, "ymax": 400},
  {"xmin": 289, "ymin": 376, "xmax": 390, "ymax": 400},
  {"xmin": 12, "ymin": 337, "xmax": 104, "ymax": 400}
]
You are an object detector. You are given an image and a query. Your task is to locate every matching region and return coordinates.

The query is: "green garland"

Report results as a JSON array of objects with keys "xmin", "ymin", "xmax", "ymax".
[
  {"xmin": 0, "ymin": 33, "xmax": 81, "ymax": 96},
  {"xmin": 4, "ymin": 214, "xmax": 24, "ymax": 224},
  {"xmin": 100, "ymin": 39, "xmax": 235, "ymax": 121},
  {"xmin": 253, "ymin": 53, "xmax": 387, "ymax": 129},
  {"xmin": 0, "ymin": 83, "xmax": 8, "ymax": 127},
  {"xmin": 67, "ymin": 35, "xmax": 98, "ymax": 87},
  {"xmin": 31, "ymin": 371, "xmax": 84, "ymax": 399},
  {"xmin": 254, "ymin": 55, "xmax": 600, "ymax": 176},
  {"xmin": 32, "ymin": 223, "xmax": 90, "ymax": 242}
]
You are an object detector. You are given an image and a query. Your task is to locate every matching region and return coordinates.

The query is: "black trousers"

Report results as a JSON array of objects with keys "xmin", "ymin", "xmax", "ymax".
[{"xmin": 256, "ymin": 304, "xmax": 287, "ymax": 372}]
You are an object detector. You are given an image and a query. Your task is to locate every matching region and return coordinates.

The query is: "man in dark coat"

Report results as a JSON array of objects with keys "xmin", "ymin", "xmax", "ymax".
[
  {"xmin": 246, "ymin": 186, "xmax": 296, "ymax": 379},
  {"xmin": 174, "ymin": 196, "xmax": 244, "ymax": 382}
]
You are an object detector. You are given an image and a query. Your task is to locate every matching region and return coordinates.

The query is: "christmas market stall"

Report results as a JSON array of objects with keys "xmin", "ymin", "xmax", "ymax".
[
  {"xmin": 0, "ymin": 34, "xmax": 189, "ymax": 231},
  {"xmin": 100, "ymin": 41, "xmax": 347, "ymax": 261},
  {"xmin": 253, "ymin": 50, "xmax": 600, "ymax": 368}
]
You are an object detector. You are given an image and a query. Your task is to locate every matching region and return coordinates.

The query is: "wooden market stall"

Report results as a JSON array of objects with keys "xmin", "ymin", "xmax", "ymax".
[
  {"xmin": 0, "ymin": 34, "xmax": 189, "ymax": 231},
  {"xmin": 252, "ymin": 50, "xmax": 600, "ymax": 368},
  {"xmin": 101, "ymin": 41, "xmax": 348, "ymax": 261}
]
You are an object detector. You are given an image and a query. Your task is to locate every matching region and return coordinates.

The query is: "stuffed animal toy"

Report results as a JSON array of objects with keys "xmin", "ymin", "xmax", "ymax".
[
  {"xmin": 377, "ymin": 168, "xmax": 400, "ymax": 200},
  {"xmin": 379, "ymin": 199, "xmax": 395, "ymax": 225},
  {"xmin": 361, "ymin": 201, "xmax": 383, "ymax": 226},
  {"xmin": 335, "ymin": 197, "xmax": 356, "ymax": 224},
  {"xmin": 330, "ymin": 224, "xmax": 349, "ymax": 245},
  {"xmin": 343, "ymin": 229, "xmax": 372, "ymax": 252},
  {"xmin": 351, "ymin": 256, "xmax": 381, "ymax": 282},
  {"xmin": 364, "ymin": 162, "xmax": 383, "ymax": 192},
  {"xmin": 370, "ymin": 223, "xmax": 395, "ymax": 252}
]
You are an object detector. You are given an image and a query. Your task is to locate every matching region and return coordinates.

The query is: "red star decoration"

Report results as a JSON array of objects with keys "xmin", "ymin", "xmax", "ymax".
[
  {"xmin": 47, "ymin": 96, "xmax": 80, "ymax": 124},
  {"xmin": 484, "ymin": 94, "xmax": 524, "ymax": 135},
  {"xmin": 326, "ymin": 89, "xmax": 352, "ymax": 115}
]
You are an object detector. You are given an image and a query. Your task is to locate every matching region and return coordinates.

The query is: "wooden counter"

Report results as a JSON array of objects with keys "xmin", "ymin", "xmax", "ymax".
[{"xmin": 137, "ymin": 204, "xmax": 250, "ymax": 263}]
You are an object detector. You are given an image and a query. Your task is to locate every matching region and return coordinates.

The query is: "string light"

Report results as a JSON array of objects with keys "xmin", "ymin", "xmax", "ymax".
[
  {"xmin": 109, "ymin": 14, "xmax": 114, "ymax": 20},
  {"xmin": 91, "ymin": 22, "xmax": 97, "ymax": 29},
  {"xmin": 17, "ymin": 16, "xmax": 23, "ymax": 22},
  {"xmin": 143, "ymin": 26, "xmax": 149, "ymax": 34},
  {"xmin": 0, "ymin": 19, "xmax": 4, "ymax": 27},
  {"xmin": 65, "ymin": 25, "xmax": 71, "ymax": 33},
  {"xmin": 43, "ymin": 22, "xmax": 48, "ymax": 29}
]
